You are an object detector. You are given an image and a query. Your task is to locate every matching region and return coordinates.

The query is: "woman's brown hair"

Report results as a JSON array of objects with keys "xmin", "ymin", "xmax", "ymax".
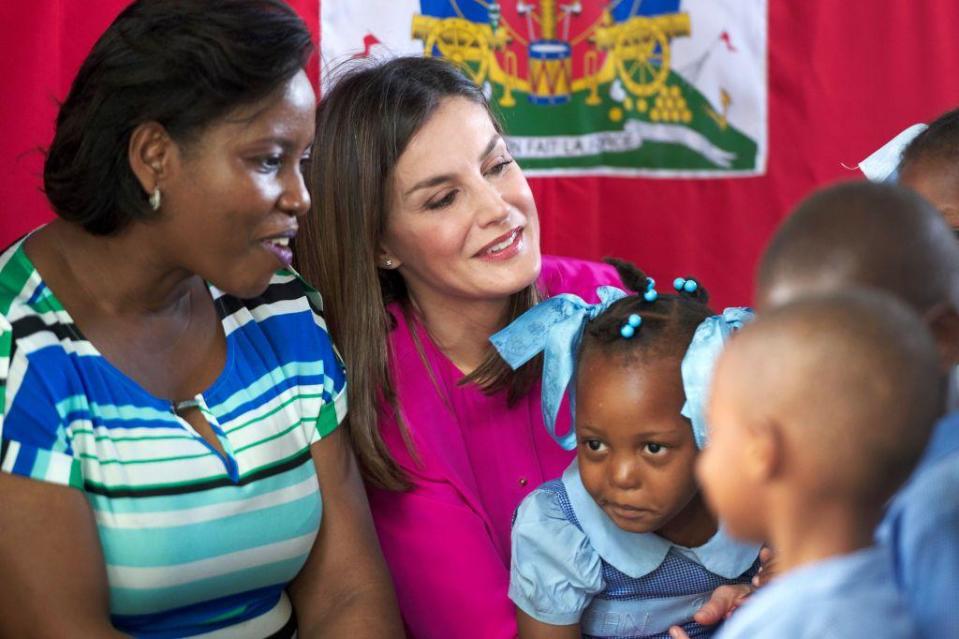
[{"xmin": 296, "ymin": 57, "xmax": 540, "ymax": 490}]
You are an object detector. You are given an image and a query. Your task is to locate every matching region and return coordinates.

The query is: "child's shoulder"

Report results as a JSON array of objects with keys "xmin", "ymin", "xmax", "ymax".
[
  {"xmin": 509, "ymin": 477, "xmax": 605, "ymax": 625},
  {"xmin": 718, "ymin": 547, "xmax": 916, "ymax": 639},
  {"xmin": 514, "ymin": 477, "xmax": 580, "ymax": 529}
]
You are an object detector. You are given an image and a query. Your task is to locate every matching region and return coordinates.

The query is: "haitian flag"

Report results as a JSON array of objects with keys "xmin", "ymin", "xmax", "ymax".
[
  {"xmin": 5, "ymin": 2, "xmax": 959, "ymax": 307},
  {"xmin": 321, "ymin": 0, "xmax": 766, "ymax": 177}
]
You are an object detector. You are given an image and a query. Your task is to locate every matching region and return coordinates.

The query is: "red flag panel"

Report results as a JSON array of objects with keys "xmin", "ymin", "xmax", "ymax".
[{"xmin": 3, "ymin": 1, "xmax": 959, "ymax": 307}]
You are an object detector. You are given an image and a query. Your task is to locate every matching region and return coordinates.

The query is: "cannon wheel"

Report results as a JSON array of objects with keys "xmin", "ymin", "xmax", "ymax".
[
  {"xmin": 614, "ymin": 21, "xmax": 670, "ymax": 98},
  {"xmin": 424, "ymin": 20, "xmax": 490, "ymax": 85}
]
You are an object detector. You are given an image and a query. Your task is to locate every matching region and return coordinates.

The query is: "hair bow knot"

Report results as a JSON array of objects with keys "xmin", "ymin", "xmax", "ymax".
[
  {"xmin": 681, "ymin": 307, "xmax": 754, "ymax": 449},
  {"xmin": 490, "ymin": 286, "xmax": 628, "ymax": 449}
]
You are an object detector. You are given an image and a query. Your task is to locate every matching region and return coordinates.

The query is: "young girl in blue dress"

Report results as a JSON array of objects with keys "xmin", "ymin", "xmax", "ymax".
[{"xmin": 491, "ymin": 259, "xmax": 760, "ymax": 639}]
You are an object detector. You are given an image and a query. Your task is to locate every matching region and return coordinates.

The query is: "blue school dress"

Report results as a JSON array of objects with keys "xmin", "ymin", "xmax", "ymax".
[{"xmin": 510, "ymin": 460, "xmax": 760, "ymax": 638}]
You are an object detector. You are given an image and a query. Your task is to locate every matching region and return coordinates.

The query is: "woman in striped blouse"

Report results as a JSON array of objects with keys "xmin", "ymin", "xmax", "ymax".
[{"xmin": 0, "ymin": 1, "xmax": 402, "ymax": 636}]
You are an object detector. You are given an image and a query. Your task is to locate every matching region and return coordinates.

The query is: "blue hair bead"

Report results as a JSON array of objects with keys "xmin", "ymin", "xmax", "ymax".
[
  {"xmin": 628, "ymin": 313, "xmax": 642, "ymax": 327},
  {"xmin": 646, "ymin": 277, "xmax": 656, "ymax": 290},
  {"xmin": 683, "ymin": 279, "xmax": 698, "ymax": 293},
  {"xmin": 620, "ymin": 324, "xmax": 635, "ymax": 339},
  {"xmin": 673, "ymin": 277, "xmax": 686, "ymax": 291},
  {"xmin": 644, "ymin": 289, "xmax": 658, "ymax": 302}
]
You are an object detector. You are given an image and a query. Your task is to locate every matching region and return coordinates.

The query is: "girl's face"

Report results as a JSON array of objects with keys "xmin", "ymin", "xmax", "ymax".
[
  {"xmin": 380, "ymin": 97, "xmax": 541, "ymax": 308},
  {"xmin": 575, "ymin": 351, "xmax": 705, "ymax": 540}
]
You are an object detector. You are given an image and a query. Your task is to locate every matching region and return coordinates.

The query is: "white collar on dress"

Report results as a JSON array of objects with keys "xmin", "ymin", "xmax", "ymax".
[{"xmin": 561, "ymin": 459, "xmax": 760, "ymax": 579}]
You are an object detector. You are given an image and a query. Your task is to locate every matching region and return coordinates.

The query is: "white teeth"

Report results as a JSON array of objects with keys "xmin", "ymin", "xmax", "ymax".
[
  {"xmin": 269, "ymin": 237, "xmax": 290, "ymax": 247},
  {"xmin": 488, "ymin": 230, "xmax": 518, "ymax": 254}
]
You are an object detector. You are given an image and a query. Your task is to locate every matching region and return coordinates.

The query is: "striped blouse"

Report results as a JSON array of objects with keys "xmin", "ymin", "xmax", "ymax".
[{"xmin": 0, "ymin": 237, "xmax": 347, "ymax": 638}]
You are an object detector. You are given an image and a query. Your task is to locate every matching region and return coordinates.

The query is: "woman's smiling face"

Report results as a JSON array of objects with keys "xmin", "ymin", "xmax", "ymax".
[
  {"xmin": 380, "ymin": 97, "xmax": 541, "ymax": 306},
  {"xmin": 154, "ymin": 70, "xmax": 316, "ymax": 299}
]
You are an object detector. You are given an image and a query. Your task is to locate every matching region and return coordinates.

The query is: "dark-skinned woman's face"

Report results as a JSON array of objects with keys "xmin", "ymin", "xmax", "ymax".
[{"xmin": 154, "ymin": 70, "xmax": 316, "ymax": 298}]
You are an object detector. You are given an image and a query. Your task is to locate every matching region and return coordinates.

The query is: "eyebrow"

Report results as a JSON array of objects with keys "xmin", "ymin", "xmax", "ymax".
[
  {"xmin": 402, "ymin": 133, "xmax": 502, "ymax": 197},
  {"xmin": 245, "ymin": 136, "xmax": 308, "ymax": 154},
  {"xmin": 577, "ymin": 424, "xmax": 682, "ymax": 440}
]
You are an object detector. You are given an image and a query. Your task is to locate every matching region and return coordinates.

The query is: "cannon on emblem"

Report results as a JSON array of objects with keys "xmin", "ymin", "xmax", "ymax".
[
  {"xmin": 594, "ymin": 12, "xmax": 691, "ymax": 98},
  {"xmin": 412, "ymin": 15, "xmax": 509, "ymax": 85}
]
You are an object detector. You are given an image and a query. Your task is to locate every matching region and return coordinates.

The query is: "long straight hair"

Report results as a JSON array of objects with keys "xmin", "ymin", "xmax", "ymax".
[{"xmin": 296, "ymin": 57, "xmax": 540, "ymax": 490}]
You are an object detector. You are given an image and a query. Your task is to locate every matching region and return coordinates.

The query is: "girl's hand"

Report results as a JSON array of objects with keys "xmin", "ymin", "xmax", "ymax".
[
  {"xmin": 669, "ymin": 545, "xmax": 774, "ymax": 638},
  {"xmin": 692, "ymin": 584, "xmax": 753, "ymax": 624},
  {"xmin": 668, "ymin": 584, "xmax": 752, "ymax": 639},
  {"xmin": 752, "ymin": 545, "xmax": 778, "ymax": 588}
]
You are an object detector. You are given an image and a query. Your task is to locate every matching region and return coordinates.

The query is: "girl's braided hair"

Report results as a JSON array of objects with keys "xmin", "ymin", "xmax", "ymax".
[{"xmin": 581, "ymin": 258, "xmax": 715, "ymax": 363}]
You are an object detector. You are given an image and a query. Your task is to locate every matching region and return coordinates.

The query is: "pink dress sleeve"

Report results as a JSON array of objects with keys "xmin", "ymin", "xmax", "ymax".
[
  {"xmin": 368, "ymin": 474, "xmax": 518, "ymax": 639},
  {"xmin": 538, "ymin": 254, "xmax": 622, "ymax": 299}
]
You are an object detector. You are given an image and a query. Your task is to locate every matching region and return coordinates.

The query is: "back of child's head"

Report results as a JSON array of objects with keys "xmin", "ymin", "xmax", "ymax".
[
  {"xmin": 715, "ymin": 289, "xmax": 941, "ymax": 506},
  {"xmin": 580, "ymin": 258, "xmax": 714, "ymax": 366},
  {"xmin": 898, "ymin": 108, "xmax": 959, "ymax": 230},
  {"xmin": 900, "ymin": 107, "xmax": 959, "ymax": 178},
  {"xmin": 755, "ymin": 181, "xmax": 959, "ymax": 313}
]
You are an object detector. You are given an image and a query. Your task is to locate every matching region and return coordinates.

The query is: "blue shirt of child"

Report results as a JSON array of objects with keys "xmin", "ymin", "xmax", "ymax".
[
  {"xmin": 510, "ymin": 460, "xmax": 760, "ymax": 638},
  {"xmin": 877, "ymin": 411, "xmax": 959, "ymax": 638},
  {"xmin": 714, "ymin": 546, "xmax": 917, "ymax": 639}
]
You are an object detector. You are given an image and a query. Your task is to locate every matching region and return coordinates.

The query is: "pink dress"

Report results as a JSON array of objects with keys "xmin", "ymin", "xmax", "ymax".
[{"xmin": 367, "ymin": 256, "xmax": 621, "ymax": 639}]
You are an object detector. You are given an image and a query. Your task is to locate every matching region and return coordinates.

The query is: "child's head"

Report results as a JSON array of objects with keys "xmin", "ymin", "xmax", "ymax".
[
  {"xmin": 700, "ymin": 290, "xmax": 942, "ymax": 543},
  {"xmin": 491, "ymin": 259, "xmax": 751, "ymax": 543},
  {"xmin": 756, "ymin": 181, "xmax": 959, "ymax": 368},
  {"xmin": 899, "ymin": 108, "xmax": 959, "ymax": 230},
  {"xmin": 573, "ymin": 260, "xmax": 721, "ymax": 541}
]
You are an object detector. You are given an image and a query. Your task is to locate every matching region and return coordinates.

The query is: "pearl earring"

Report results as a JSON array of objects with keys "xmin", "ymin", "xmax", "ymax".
[{"xmin": 384, "ymin": 258, "xmax": 394, "ymax": 268}]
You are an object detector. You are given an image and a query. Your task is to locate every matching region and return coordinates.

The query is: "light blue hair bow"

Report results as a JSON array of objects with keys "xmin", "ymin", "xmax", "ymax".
[
  {"xmin": 489, "ymin": 286, "xmax": 628, "ymax": 449},
  {"xmin": 491, "ymin": 286, "xmax": 754, "ymax": 451},
  {"xmin": 681, "ymin": 307, "xmax": 754, "ymax": 449}
]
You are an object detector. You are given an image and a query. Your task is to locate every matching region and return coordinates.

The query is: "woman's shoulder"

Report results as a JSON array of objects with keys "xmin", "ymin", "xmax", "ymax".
[
  {"xmin": 0, "ymin": 237, "xmax": 69, "ymax": 350},
  {"xmin": 211, "ymin": 268, "xmax": 345, "ymax": 389},
  {"xmin": 539, "ymin": 255, "xmax": 622, "ymax": 300},
  {"xmin": 213, "ymin": 268, "xmax": 334, "ymax": 337}
]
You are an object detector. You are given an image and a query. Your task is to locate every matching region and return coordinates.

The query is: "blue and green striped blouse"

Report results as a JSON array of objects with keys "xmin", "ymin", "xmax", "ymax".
[{"xmin": 0, "ymin": 237, "xmax": 347, "ymax": 637}]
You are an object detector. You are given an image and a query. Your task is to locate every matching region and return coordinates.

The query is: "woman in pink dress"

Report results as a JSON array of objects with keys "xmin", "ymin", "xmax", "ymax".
[{"xmin": 295, "ymin": 56, "xmax": 620, "ymax": 638}]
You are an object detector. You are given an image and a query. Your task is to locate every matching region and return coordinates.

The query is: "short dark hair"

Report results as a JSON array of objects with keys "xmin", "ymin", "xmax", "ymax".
[
  {"xmin": 43, "ymin": 0, "xmax": 313, "ymax": 235},
  {"xmin": 735, "ymin": 289, "xmax": 941, "ymax": 503},
  {"xmin": 580, "ymin": 258, "xmax": 714, "ymax": 365},
  {"xmin": 756, "ymin": 181, "xmax": 959, "ymax": 312},
  {"xmin": 900, "ymin": 107, "xmax": 959, "ymax": 174}
]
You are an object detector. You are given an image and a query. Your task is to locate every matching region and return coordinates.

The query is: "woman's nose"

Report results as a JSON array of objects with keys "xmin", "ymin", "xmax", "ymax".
[
  {"xmin": 279, "ymin": 168, "xmax": 311, "ymax": 217},
  {"xmin": 475, "ymin": 182, "xmax": 511, "ymax": 228}
]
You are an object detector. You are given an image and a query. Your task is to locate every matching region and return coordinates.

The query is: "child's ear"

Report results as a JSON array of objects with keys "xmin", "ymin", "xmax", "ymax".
[
  {"xmin": 925, "ymin": 302, "xmax": 959, "ymax": 370},
  {"xmin": 743, "ymin": 419, "xmax": 782, "ymax": 482}
]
